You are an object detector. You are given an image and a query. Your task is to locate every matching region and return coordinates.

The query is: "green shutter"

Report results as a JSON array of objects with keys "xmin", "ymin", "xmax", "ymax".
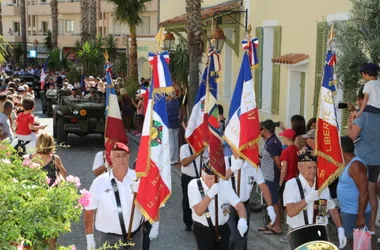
[
  {"xmin": 255, "ymin": 27, "xmax": 263, "ymax": 109},
  {"xmin": 340, "ymin": 110, "xmax": 350, "ymax": 135},
  {"xmin": 271, "ymin": 26, "xmax": 282, "ymax": 115},
  {"xmin": 313, "ymin": 22, "xmax": 328, "ymax": 117},
  {"xmin": 300, "ymin": 72, "xmax": 306, "ymax": 116}
]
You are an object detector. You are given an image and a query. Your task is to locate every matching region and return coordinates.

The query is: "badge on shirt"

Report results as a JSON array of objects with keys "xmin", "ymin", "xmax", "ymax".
[
  {"xmin": 221, "ymin": 203, "xmax": 231, "ymax": 216},
  {"xmin": 105, "ymin": 188, "xmax": 111, "ymax": 193},
  {"xmin": 315, "ymin": 199, "xmax": 328, "ymax": 224},
  {"xmin": 248, "ymin": 176, "xmax": 254, "ymax": 185}
]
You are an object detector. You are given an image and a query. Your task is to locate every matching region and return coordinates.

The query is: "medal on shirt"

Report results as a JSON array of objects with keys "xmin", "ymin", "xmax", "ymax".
[
  {"xmin": 248, "ymin": 176, "xmax": 254, "ymax": 185},
  {"xmin": 221, "ymin": 203, "xmax": 231, "ymax": 216},
  {"xmin": 315, "ymin": 199, "xmax": 328, "ymax": 224}
]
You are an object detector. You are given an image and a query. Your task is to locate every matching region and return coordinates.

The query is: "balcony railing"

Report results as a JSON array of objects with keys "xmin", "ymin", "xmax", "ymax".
[{"xmin": 2, "ymin": 3, "xmax": 19, "ymax": 6}]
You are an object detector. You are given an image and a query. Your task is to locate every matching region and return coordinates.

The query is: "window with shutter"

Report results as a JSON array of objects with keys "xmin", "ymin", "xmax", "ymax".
[
  {"xmin": 271, "ymin": 26, "xmax": 282, "ymax": 115},
  {"xmin": 254, "ymin": 27, "xmax": 263, "ymax": 109},
  {"xmin": 313, "ymin": 22, "xmax": 328, "ymax": 117}
]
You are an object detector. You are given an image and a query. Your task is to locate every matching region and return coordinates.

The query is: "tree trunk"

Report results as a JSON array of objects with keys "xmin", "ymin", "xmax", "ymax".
[
  {"xmin": 81, "ymin": 0, "xmax": 90, "ymax": 43},
  {"xmin": 20, "ymin": 0, "xmax": 27, "ymax": 66},
  {"xmin": 128, "ymin": 26, "xmax": 138, "ymax": 83},
  {"xmin": 186, "ymin": 0, "xmax": 203, "ymax": 110},
  {"xmin": 88, "ymin": 0, "xmax": 97, "ymax": 42},
  {"xmin": 0, "ymin": 4, "xmax": 3, "ymax": 36},
  {"xmin": 51, "ymin": 0, "xmax": 58, "ymax": 48}
]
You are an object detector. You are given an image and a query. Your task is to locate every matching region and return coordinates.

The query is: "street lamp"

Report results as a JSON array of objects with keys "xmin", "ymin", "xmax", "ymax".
[
  {"xmin": 33, "ymin": 39, "xmax": 39, "ymax": 66},
  {"xmin": 163, "ymin": 32, "xmax": 175, "ymax": 50},
  {"xmin": 209, "ymin": 26, "xmax": 225, "ymax": 52}
]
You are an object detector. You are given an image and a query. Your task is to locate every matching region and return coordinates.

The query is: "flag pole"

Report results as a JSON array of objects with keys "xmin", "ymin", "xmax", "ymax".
[
  {"xmin": 127, "ymin": 192, "xmax": 137, "ymax": 242},
  {"xmin": 206, "ymin": 39, "xmax": 220, "ymax": 241}
]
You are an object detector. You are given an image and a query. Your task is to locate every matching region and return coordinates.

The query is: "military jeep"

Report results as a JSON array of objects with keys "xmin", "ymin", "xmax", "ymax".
[{"xmin": 52, "ymin": 91, "xmax": 106, "ymax": 144}]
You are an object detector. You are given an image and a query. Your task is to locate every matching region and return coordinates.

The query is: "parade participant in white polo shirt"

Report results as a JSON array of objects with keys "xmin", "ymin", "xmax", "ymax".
[
  {"xmin": 180, "ymin": 144, "xmax": 209, "ymax": 232},
  {"xmin": 84, "ymin": 142, "xmax": 144, "ymax": 250},
  {"xmin": 283, "ymin": 152, "xmax": 347, "ymax": 249},
  {"xmin": 188, "ymin": 159, "xmax": 248, "ymax": 250},
  {"xmin": 224, "ymin": 146, "xmax": 276, "ymax": 250}
]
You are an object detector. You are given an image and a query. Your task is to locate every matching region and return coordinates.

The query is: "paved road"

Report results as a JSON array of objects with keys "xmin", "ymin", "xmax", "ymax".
[{"xmin": 35, "ymin": 99, "xmax": 341, "ymax": 250}]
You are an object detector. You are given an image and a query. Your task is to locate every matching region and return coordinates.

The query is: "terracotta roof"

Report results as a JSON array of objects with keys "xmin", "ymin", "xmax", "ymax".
[
  {"xmin": 160, "ymin": 1, "xmax": 241, "ymax": 26},
  {"xmin": 272, "ymin": 53, "xmax": 309, "ymax": 64}
]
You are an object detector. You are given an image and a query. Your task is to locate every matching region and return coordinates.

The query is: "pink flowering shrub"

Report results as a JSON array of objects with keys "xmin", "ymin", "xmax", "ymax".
[{"xmin": 78, "ymin": 189, "xmax": 92, "ymax": 207}]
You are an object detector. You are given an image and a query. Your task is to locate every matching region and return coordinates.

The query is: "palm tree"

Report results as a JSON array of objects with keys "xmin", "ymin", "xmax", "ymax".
[
  {"xmin": 20, "ymin": 0, "xmax": 27, "ymax": 65},
  {"xmin": 88, "ymin": 0, "xmax": 97, "ymax": 42},
  {"xmin": 107, "ymin": 0, "xmax": 152, "ymax": 82},
  {"xmin": 44, "ymin": 30, "xmax": 54, "ymax": 51},
  {"xmin": 0, "ymin": 4, "xmax": 3, "ymax": 35},
  {"xmin": 80, "ymin": 0, "xmax": 90, "ymax": 42},
  {"xmin": 51, "ymin": 0, "xmax": 58, "ymax": 48},
  {"xmin": 186, "ymin": 0, "xmax": 203, "ymax": 109}
]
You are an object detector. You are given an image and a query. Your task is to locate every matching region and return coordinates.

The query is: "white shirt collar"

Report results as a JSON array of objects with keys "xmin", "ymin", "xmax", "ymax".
[
  {"xmin": 108, "ymin": 168, "xmax": 136, "ymax": 182},
  {"xmin": 298, "ymin": 174, "xmax": 316, "ymax": 189}
]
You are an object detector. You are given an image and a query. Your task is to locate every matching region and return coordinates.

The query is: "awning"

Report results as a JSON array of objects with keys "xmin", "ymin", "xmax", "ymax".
[
  {"xmin": 272, "ymin": 53, "xmax": 309, "ymax": 65},
  {"xmin": 160, "ymin": 1, "xmax": 241, "ymax": 27}
]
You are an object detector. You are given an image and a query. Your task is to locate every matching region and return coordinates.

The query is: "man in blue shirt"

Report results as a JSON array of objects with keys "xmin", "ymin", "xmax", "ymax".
[
  {"xmin": 348, "ymin": 106, "xmax": 380, "ymax": 233},
  {"xmin": 166, "ymin": 92, "xmax": 180, "ymax": 165}
]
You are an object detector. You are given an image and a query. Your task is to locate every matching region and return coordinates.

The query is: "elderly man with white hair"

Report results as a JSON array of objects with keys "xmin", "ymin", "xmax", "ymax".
[{"xmin": 166, "ymin": 91, "xmax": 180, "ymax": 165}]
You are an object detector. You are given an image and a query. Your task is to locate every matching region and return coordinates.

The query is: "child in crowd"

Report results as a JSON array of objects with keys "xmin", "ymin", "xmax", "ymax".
[
  {"xmin": 16, "ymin": 98, "xmax": 46, "ymax": 142},
  {"xmin": 357, "ymin": 63, "xmax": 380, "ymax": 116}
]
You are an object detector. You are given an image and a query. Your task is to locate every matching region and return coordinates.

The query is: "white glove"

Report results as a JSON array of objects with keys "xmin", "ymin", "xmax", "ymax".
[
  {"xmin": 337, "ymin": 227, "xmax": 347, "ymax": 249},
  {"xmin": 207, "ymin": 183, "xmax": 220, "ymax": 199},
  {"xmin": 267, "ymin": 206, "xmax": 276, "ymax": 225},
  {"xmin": 230, "ymin": 158, "xmax": 244, "ymax": 173},
  {"xmin": 130, "ymin": 181, "xmax": 139, "ymax": 193},
  {"xmin": 237, "ymin": 218, "xmax": 248, "ymax": 237},
  {"xmin": 149, "ymin": 222, "xmax": 159, "ymax": 239},
  {"xmin": 305, "ymin": 190, "xmax": 319, "ymax": 204},
  {"xmin": 86, "ymin": 234, "xmax": 96, "ymax": 250}
]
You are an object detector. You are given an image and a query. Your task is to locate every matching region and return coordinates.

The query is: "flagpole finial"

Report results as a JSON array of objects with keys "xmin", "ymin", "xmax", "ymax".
[
  {"xmin": 247, "ymin": 24, "xmax": 252, "ymax": 39},
  {"xmin": 328, "ymin": 24, "xmax": 335, "ymax": 48},
  {"xmin": 104, "ymin": 50, "xmax": 109, "ymax": 63},
  {"xmin": 155, "ymin": 26, "xmax": 166, "ymax": 53}
]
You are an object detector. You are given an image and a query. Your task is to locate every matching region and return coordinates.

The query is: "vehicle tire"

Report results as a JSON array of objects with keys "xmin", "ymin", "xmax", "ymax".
[
  {"xmin": 47, "ymin": 100, "xmax": 52, "ymax": 117},
  {"xmin": 57, "ymin": 117, "xmax": 67, "ymax": 144}
]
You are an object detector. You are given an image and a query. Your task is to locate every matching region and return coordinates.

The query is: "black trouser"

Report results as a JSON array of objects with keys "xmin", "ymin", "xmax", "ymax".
[
  {"xmin": 181, "ymin": 174, "xmax": 196, "ymax": 227},
  {"xmin": 142, "ymin": 221, "xmax": 152, "ymax": 250},
  {"xmin": 228, "ymin": 201, "xmax": 251, "ymax": 250},
  {"xmin": 193, "ymin": 222, "xmax": 231, "ymax": 250}
]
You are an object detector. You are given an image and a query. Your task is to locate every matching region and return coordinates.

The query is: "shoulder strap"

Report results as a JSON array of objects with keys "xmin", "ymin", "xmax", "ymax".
[
  {"xmin": 111, "ymin": 178, "xmax": 128, "ymax": 242},
  {"xmin": 188, "ymin": 146, "xmax": 200, "ymax": 178},
  {"xmin": 229, "ymin": 157, "xmax": 237, "ymax": 193},
  {"xmin": 296, "ymin": 177, "xmax": 309, "ymax": 225},
  {"xmin": 196, "ymin": 179, "xmax": 215, "ymax": 229}
]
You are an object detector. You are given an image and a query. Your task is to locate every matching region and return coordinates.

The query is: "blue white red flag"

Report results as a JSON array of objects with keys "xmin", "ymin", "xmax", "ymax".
[
  {"xmin": 242, "ymin": 38, "xmax": 259, "ymax": 68},
  {"xmin": 135, "ymin": 51, "xmax": 173, "ymax": 223},
  {"xmin": 80, "ymin": 74, "xmax": 86, "ymax": 93},
  {"xmin": 185, "ymin": 68, "xmax": 207, "ymax": 154},
  {"xmin": 224, "ymin": 51, "xmax": 260, "ymax": 168},
  {"xmin": 205, "ymin": 50, "xmax": 225, "ymax": 178},
  {"xmin": 148, "ymin": 51, "xmax": 172, "ymax": 91},
  {"xmin": 104, "ymin": 63, "xmax": 128, "ymax": 165},
  {"xmin": 315, "ymin": 50, "xmax": 344, "ymax": 191}
]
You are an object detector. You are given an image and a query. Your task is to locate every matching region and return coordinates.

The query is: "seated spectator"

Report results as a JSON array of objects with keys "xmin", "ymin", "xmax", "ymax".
[
  {"xmin": 68, "ymin": 88, "xmax": 81, "ymax": 102},
  {"xmin": 16, "ymin": 98, "xmax": 46, "ymax": 142},
  {"xmin": 0, "ymin": 101, "xmax": 14, "ymax": 142}
]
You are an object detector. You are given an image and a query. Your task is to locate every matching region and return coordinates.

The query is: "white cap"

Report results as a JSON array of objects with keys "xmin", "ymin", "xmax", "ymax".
[
  {"xmin": 89, "ymin": 76, "xmax": 94, "ymax": 80},
  {"xmin": 18, "ymin": 86, "xmax": 25, "ymax": 91}
]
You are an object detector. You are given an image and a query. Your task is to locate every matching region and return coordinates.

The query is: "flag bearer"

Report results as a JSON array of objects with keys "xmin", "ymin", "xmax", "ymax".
[
  {"xmin": 224, "ymin": 146, "xmax": 276, "ymax": 250},
  {"xmin": 84, "ymin": 142, "xmax": 145, "ymax": 250},
  {"xmin": 188, "ymin": 159, "xmax": 248, "ymax": 250}
]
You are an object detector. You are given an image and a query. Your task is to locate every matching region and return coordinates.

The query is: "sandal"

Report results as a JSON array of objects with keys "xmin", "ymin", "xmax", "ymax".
[{"xmin": 263, "ymin": 229, "xmax": 283, "ymax": 235}]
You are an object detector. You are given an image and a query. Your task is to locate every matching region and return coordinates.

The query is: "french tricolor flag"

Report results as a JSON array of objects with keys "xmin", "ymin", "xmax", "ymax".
[
  {"xmin": 185, "ymin": 67, "xmax": 208, "ymax": 154},
  {"xmin": 104, "ymin": 63, "xmax": 128, "ymax": 165},
  {"xmin": 315, "ymin": 50, "xmax": 344, "ymax": 191},
  {"xmin": 224, "ymin": 51, "xmax": 260, "ymax": 168},
  {"xmin": 40, "ymin": 56, "xmax": 48, "ymax": 89},
  {"xmin": 149, "ymin": 51, "xmax": 172, "ymax": 90}
]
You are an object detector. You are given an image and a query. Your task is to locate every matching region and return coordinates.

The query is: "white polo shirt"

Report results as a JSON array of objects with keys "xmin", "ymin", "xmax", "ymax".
[
  {"xmin": 180, "ymin": 144, "xmax": 208, "ymax": 178},
  {"xmin": 283, "ymin": 174, "xmax": 335, "ymax": 229},
  {"xmin": 92, "ymin": 151, "xmax": 110, "ymax": 171},
  {"xmin": 222, "ymin": 156, "xmax": 265, "ymax": 202},
  {"xmin": 188, "ymin": 178, "xmax": 240, "ymax": 227},
  {"xmin": 86, "ymin": 169, "xmax": 143, "ymax": 234}
]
